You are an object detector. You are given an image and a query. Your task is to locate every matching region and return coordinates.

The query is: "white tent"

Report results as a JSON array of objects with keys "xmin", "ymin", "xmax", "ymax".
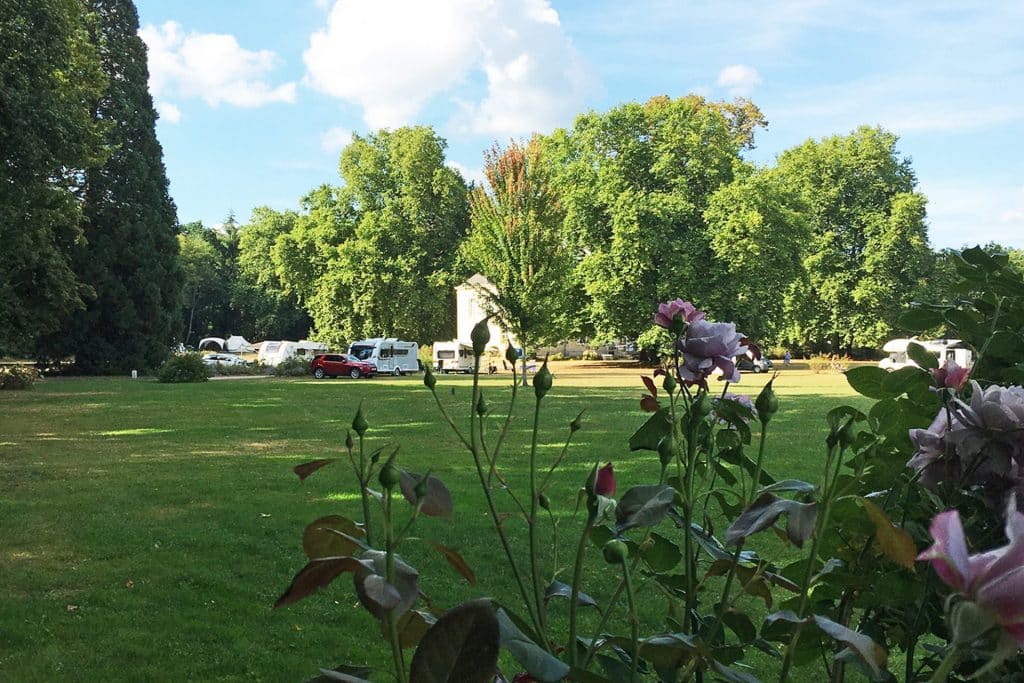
[
  {"xmin": 224, "ymin": 335, "xmax": 254, "ymax": 353},
  {"xmin": 198, "ymin": 336, "xmax": 226, "ymax": 351}
]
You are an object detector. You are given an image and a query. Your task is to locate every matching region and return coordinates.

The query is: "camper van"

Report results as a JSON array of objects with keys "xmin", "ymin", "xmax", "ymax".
[
  {"xmin": 258, "ymin": 340, "xmax": 328, "ymax": 367},
  {"xmin": 879, "ymin": 338, "xmax": 974, "ymax": 371},
  {"xmin": 433, "ymin": 341, "xmax": 474, "ymax": 374},
  {"xmin": 348, "ymin": 338, "xmax": 420, "ymax": 376}
]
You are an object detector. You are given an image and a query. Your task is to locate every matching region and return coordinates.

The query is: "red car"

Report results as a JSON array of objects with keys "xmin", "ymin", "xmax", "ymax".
[{"xmin": 309, "ymin": 354, "xmax": 376, "ymax": 379}]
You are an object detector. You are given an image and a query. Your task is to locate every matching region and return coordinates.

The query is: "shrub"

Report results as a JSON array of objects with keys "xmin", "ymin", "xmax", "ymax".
[
  {"xmin": 581, "ymin": 350, "xmax": 600, "ymax": 360},
  {"xmin": 272, "ymin": 356, "xmax": 310, "ymax": 377},
  {"xmin": 0, "ymin": 365, "xmax": 39, "ymax": 390},
  {"xmin": 156, "ymin": 353, "xmax": 210, "ymax": 383},
  {"xmin": 210, "ymin": 361, "xmax": 260, "ymax": 376}
]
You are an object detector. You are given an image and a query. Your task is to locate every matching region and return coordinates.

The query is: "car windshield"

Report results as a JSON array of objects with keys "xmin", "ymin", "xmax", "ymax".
[{"xmin": 350, "ymin": 345, "xmax": 373, "ymax": 360}]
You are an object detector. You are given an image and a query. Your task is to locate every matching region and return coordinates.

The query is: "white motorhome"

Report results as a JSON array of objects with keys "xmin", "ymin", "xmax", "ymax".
[
  {"xmin": 348, "ymin": 338, "xmax": 420, "ymax": 376},
  {"xmin": 433, "ymin": 341, "xmax": 474, "ymax": 374},
  {"xmin": 258, "ymin": 340, "xmax": 328, "ymax": 367},
  {"xmin": 879, "ymin": 338, "xmax": 974, "ymax": 371}
]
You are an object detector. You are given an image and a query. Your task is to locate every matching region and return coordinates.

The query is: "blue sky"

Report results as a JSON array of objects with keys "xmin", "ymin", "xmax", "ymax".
[{"xmin": 136, "ymin": 0, "xmax": 1024, "ymax": 249}]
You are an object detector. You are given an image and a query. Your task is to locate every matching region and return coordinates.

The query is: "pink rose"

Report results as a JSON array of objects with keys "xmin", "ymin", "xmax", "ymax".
[
  {"xmin": 932, "ymin": 360, "xmax": 971, "ymax": 391},
  {"xmin": 918, "ymin": 502, "xmax": 1024, "ymax": 645},
  {"xmin": 654, "ymin": 299, "xmax": 705, "ymax": 331}
]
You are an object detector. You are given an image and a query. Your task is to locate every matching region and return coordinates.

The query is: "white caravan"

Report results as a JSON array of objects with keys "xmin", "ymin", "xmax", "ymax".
[
  {"xmin": 348, "ymin": 338, "xmax": 420, "ymax": 376},
  {"xmin": 258, "ymin": 340, "xmax": 328, "ymax": 367},
  {"xmin": 879, "ymin": 338, "xmax": 974, "ymax": 371},
  {"xmin": 433, "ymin": 341, "xmax": 475, "ymax": 374}
]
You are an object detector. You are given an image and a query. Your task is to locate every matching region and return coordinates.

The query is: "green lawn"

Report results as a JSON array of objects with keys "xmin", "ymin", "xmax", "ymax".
[{"xmin": 0, "ymin": 367, "xmax": 868, "ymax": 681}]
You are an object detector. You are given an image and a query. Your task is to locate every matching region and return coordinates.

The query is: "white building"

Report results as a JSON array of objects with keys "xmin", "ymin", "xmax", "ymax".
[{"xmin": 455, "ymin": 274, "xmax": 517, "ymax": 351}]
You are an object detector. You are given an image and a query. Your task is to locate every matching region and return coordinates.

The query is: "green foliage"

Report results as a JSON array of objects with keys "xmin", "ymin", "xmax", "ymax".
[
  {"xmin": 0, "ymin": 365, "xmax": 41, "ymax": 390},
  {"xmin": 156, "ymin": 353, "xmax": 210, "ymax": 383},
  {"xmin": 275, "ymin": 129, "xmax": 469, "ymax": 348},
  {"xmin": 0, "ymin": 0, "xmax": 105, "ymax": 355},
  {"xmin": 36, "ymin": 0, "xmax": 182, "ymax": 372},
  {"xmin": 541, "ymin": 95, "xmax": 765, "ymax": 341},
  {"xmin": 776, "ymin": 126, "xmax": 932, "ymax": 351},
  {"xmin": 462, "ymin": 140, "xmax": 573, "ymax": 380},
  {"xmin": 272, "ymin": 356, "xmax": 310, "ymax": 377}
]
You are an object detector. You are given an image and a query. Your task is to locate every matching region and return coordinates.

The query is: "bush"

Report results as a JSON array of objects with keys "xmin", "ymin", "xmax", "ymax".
[
  {"xmin": 581, "ymin": 350, "xmax": 600, "ymax": 360},
  {"xmin": 0, "ymin": 365, "xmax": 39, "ymax": 390},
  {"xmin": 807, "ymin": 353, "xmax": 850, "ymax": 373},
  {"xmin": 272, "ymin": 356, "xmax": 310, "ymax": 377},
  {"xmin": 157, "ymin": 353, "xmax": 210, "ymax": 383},
  {"xmin": 210, "ymin": 361, "xmax": 260, "ymax": 376}
]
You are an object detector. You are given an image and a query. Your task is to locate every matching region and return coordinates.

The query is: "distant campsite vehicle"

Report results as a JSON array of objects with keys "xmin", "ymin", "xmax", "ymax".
[
  {"xmin": 879, "ymin": 338, "xmax": 974, "ymax": 371},
  {"xmin": 198, "ymin": 335, "xmax": 254, "ymax": 353},
  {"xmin": 257, "ymin": 340, "xmax": 328, "ymax": 367},
  {"xmin": 433, "ymin": 341, "xmax": 474, "ymax": 374},
  {"xmin": 348, "ymin": 338, "xmax": 420, "ymax": 376}
]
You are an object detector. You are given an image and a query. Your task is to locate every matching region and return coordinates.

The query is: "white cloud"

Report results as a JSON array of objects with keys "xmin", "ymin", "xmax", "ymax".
[
  {"xmin": 155, "ymin": 101, "xmax": 182, "ymax": 123},
  {"xmin": 717, "ymin": 64, "xmax": 761, "ymax": 96},
  {"xmin": 140, "ymin": 21, "xmax": 297, "ymax": 108},
  {"xmin": 303, "ymin": 0, "xmax": 594, "ymax": 136},
  {"xmin": 446, "ymin": 161, "xmax": 486, "ymax": 187},
  {"xmin": 320, "ymin": 126, "xmax": 353, "ymax": 153}
]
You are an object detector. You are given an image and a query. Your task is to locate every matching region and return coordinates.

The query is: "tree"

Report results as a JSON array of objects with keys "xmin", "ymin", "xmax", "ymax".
[
  {"xmin": 775, "ymin": 126, "xmax": 932, "ymax": 352},
  {"xmin": 541, "ymin": 95, "xmax": 765, "ymax": 341},
  {"xmin": 703, "ymin": 165, "xmax": 809, "ymax": 344},
  {"xmin": 234, "ymin": 207, "xmax": 310, "ymax": 340},
  {"xmin": 275, "ymin": 128, "xmax": 469, "ymax": 347},
  {"xmin": 0, "ymin": 0, "xmax": 105, "ymax": 355},
  {"xmin": 39, "ymin": 0, "xmax": 182, "ymax": 371},
  {"xmin": 462, "ymin": 140, "xmax": 572, "ymax": 382}
]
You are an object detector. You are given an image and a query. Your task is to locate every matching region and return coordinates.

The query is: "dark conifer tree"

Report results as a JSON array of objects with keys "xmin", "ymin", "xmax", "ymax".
[{"xmin": 46, "ymin": 0, "xmax": 182, "ymax": 371}]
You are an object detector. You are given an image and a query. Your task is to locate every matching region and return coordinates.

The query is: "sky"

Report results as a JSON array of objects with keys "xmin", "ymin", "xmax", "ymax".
[{"xmin": 135, "ymin": 0, "xmax": 1024, "ymax": 249}]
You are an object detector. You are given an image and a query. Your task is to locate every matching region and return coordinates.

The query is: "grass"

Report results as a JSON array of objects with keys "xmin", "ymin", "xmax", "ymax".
[{"xmin": 0, "ymin": 365, "xmax": 869, "ymax": 681}]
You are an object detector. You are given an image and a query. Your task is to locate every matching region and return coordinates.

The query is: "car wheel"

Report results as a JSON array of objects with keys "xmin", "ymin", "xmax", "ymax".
[
  {"xmin": 393, "ymin": 367, "xmax": 402, "ymax": 377},
  {"xmin": 313, "ymin": 367, "xmax": 325, "ymax": 379},
  {"xmin": 350, "ymin": 368, "xmax": 361, "ymax": 379},
  {"xmin": 753, "ymin": 365, "xmax": 763, "ymax": 373}
]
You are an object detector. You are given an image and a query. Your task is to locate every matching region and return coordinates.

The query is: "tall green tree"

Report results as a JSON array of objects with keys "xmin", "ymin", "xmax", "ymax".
[
  {"xmin": 703, "ymin": 165, "xmax": 809, "ymax": 344},
  {"xmin": 462, "ymin": 140, "xmax": 572, "ymax": 381},
  {"xmin": 775, "ymin": 126, "xmax": 932, "ymax": 352},
  {"xmin": 177, "ymin": 229, "xmax": 220, "ymax": 346},
  {"xmin": 40, "ymin": 0, "xmax": 182, "ymax": 371},
  {"xmin": 234, "ymin": 207, "xmax": 310, "ymax": 340},
  {"xmin": 275, "ymin": 128, "xmax": 469, "ymax": 347},
  {"xmin": 541, "ymin": 95, "xmax": 765, "ymax": 341},
  {"xmin": 0, "ymin": 0, "xmax": 105, "ymax": 355}
]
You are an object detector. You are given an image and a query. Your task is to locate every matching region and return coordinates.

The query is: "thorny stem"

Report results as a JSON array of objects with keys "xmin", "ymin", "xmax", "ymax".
[
  {"xmin": 463, "ymin": 353, "xmax": 543, "ymax": 639},
  {"xmin": 623, "ymin": 561, "xmax": 640, "ymax": 683},
  {"xmin": 487, "ymin": 366, "xmax": 519, "ymax": 487},
  {"xmin": 358, "ymin": 434, "xmax": 374, "ymax": 548},
  {"xmin": 383, "ymin": 487, "xmax": 407, "ymax": 683},
  {"xmin": 528, "ymin": 394, "xmax": 547, "ymax": 637},
  {"xmin": 567, "ymin": 518, "xmax": 594, "ymax": 669}
]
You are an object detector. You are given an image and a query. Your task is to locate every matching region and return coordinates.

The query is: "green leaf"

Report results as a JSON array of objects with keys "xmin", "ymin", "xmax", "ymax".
[
  {"xmin": 383, "ymin": 609, "xmax": 437, "ymax": 649},
  {"xmin": 721, "ymin": 610, "xmax": 756, "ymax": 643},
  {"xmin": 353, "ymin": 550, "xmax": 420, "ymax": 621},
  {"xmin": 710, "ymin": 660, "xmax": 760, "ymax": 683},
  {"xmin": 898, "ymin": 307, "xmax": 944, "ymax": 331},
  {"xmin": 641, "ymin": 532, "xmax": 682, "ymax": 572},
  {"xmin": 544, "ymin": 580, "xmax": 597, "ymax": 607},
  {"xmin": 409, "ymin": 599, "xmax": 499, "ymax": 683},
  {"xmin": 615, "ymin": 485, "xmax": 676, "ymax": 532},
  {"xmin": 629, "ymin": 408, "xmax": 673, "ymax": 452},
  {"xmin": 757, "ymin": 479, "xmax": 815, "ymax": 496},
  {"xmin": 812, "ymin": 615, "xmax": 889, "ymax": 681},
  {"xmin": 882, "ymin": 365, "xmax": 930, "ymax": 397},
  {"xmin": 724, "ymin": 493, "xmax": 818, "ymax": 548},
  {"xmin": 986, "ymin": 331, "xmax": 1022, "ymax": 360},
  {"xmin": 844, "ymin": 366, "xmax": 890, "ymax": 399},
  {"xmin": 307, "ymin": 664, "xmax": 374, "ymax": 682},
  {"xmin": 906, "ymin": 342, "xmax": 938, "ymax": 370},
  {"xmin": 496, "ymin": 608, "xmax": 570, "ymax": 682},
  {"xmin": 858, "ymin": 498, "xmax": 917, "ymax": 571}
]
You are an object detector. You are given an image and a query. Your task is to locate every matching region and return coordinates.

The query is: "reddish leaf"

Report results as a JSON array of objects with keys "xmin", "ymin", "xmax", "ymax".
[
  {"xmin": 353, "ymin": 550, "xmax": 420, "ymax": 620},
  {"xmin": 399, "ymin": 472, "xmax": 454, "ymax": 518},
  {"xmin": 640, "ymin": 395, "xmax": 661, "ymax": 413},
  {"xmin": 432, "ymin": 543, "xmax": 477, "ymax": 585},
  {"xmin": 409, "ymin": 599, "xmax": 500, "ymax": 683},
  {"xmin": 642, "ymin": 375, "xmax": 658, "ymax": 399},
  {"xmin": 274, "ymin": 557, "xmax": 364, "ymax": 608},
  {"xmin": 293, "ymin": 459, "xmax": 335, "ymax": 482},
  {"xmin": 303, "ymin": 515, "xmax": 366, "ymax": 559}
]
